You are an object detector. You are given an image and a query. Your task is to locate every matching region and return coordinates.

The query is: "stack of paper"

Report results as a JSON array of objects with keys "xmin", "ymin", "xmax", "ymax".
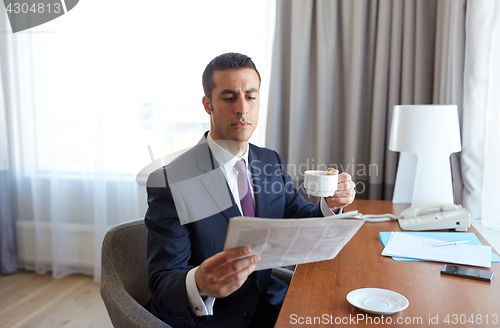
[
  {"xmin": 381, "ymin": 232, "xmax": 492, "ymax": 268},
  {"xmin": 379, "ymin": 231, "xmax": 500, "ymax": 262}
]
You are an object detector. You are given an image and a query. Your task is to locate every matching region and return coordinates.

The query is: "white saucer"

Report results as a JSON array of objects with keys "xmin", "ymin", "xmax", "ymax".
[{"xmin": 346, "ymin": 288, "xmax": 409, "ymax": 315}]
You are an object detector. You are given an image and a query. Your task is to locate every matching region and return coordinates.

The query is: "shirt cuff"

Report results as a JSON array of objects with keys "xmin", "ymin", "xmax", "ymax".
[
  {"xmin": 186, "ymin": 267, "xmax": 216, "ymax": 316},
  {"xmin": 320, "ymin": 197, "xmax": 344, "ymax": 216}
]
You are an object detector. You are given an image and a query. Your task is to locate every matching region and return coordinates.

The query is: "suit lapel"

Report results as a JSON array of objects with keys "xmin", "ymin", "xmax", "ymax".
[
  {"xmin": 249, "ymin": 147, "xmax": 268, "ymax": 218},
  {"xmin": 196, "ymin": 136, "xmax": 241, "ymax": 222}
]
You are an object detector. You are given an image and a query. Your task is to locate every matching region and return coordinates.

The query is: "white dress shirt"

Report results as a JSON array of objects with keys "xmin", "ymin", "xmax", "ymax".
[{"xmin": 185, "ymin": 133, "xmax": 338, "ymax": 316}]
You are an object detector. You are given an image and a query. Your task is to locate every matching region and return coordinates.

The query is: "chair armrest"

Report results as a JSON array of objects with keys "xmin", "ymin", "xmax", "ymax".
[
  {"xmin": 101, "ymin": 284, "xmax": 171, "ymax": 328},
  {"xmin": 271, "ymin": 267, "xmax": 294, "ymax": 285}
]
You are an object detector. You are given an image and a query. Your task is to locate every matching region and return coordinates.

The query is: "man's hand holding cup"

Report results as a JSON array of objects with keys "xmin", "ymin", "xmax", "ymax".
[
  {"xmin": 304, "ymin": 168, "xmax": 356, "ymax": 212},
  {"xmin": 324, "ymin": 168, "xmax": 355, "ymax": 212}
]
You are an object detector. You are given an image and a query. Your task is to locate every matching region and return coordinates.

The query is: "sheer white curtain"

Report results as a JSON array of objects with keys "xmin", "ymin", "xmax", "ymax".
[
  {"xmin": 461, "ymin": 1, "xmax": 500, "ymax": 232},
  {"xmin": 0, "ymin": 57, "xmax": 17, "ymax": 274},
  {"xmin": 1, "ymin": 0, "xmax": 275, "ymax": 281}
]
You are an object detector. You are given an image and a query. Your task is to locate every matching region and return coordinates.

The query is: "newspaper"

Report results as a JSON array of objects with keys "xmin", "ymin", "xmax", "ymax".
[{"xmin": 223, "ymin": 212, "xmax": 364, "ymax": 271}]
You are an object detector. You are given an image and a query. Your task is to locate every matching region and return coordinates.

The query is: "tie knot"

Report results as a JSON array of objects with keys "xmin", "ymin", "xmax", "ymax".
[{"xmin": 234, "ymin": 160, "xmax": 246, "ymax": 174}]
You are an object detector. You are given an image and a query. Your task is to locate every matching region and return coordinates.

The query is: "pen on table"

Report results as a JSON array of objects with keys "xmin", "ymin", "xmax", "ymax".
[{"xmin": 432, "ymin": 240, "xmax": 469, "ymax": 247}]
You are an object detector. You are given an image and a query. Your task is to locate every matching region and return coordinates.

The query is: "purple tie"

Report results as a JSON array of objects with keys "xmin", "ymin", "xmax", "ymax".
[{"xmin": 234, "ymin": 160, "xmax": 255, "ymax": 217}]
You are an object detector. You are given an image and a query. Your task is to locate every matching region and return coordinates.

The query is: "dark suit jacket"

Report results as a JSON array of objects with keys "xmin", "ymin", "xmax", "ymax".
[{"xmin": 145, "ymin": 134, "xmax": 323, "ymax": 327}]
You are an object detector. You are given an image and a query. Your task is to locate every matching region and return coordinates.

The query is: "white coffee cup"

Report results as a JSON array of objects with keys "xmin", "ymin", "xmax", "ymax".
[{"xmin": 304, "ymin": 170, "xmax": 338, "ymax": 197}]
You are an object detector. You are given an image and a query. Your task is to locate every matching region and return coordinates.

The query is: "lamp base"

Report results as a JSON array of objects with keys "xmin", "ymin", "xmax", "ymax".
[
  {"xmin": 392, "ymin": 151, "xmax": 455, "ymax": 207},
  {"xmin": 392, "ymin": 152, "xmax": 417, "ymax": 203}
]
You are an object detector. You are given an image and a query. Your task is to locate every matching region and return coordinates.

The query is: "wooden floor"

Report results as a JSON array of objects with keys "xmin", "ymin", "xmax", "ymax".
[{"xmin": 0, "ymin": 270, "xmax": 113, "ymax": 328}]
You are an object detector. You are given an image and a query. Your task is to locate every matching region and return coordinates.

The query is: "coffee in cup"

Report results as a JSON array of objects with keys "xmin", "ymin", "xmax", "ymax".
[{"xmin": 304, "ymin": 170, "xmax": 338, "ymax": 197}]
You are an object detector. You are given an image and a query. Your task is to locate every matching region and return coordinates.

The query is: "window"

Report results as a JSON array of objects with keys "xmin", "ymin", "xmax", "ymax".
[{"xmin": 29, "ymin": 0, "xmax": 275, "ymax": 174}]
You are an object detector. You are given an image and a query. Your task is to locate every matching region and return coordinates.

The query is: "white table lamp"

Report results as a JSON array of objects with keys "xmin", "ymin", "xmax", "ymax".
[{"xmin": 389, "ymin": 105, "xmax": 461, "ymax": 206}]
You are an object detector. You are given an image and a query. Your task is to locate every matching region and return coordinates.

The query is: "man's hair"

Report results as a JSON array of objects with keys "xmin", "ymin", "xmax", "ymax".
[{"xmin": 202, "ymin": 52, "xmax": 261, "ymax": 101}]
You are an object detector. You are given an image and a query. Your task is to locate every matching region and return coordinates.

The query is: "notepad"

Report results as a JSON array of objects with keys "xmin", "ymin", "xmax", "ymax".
[{"xmin": 381, "ymin": 232, "xmax": 492, "ymax": 268}]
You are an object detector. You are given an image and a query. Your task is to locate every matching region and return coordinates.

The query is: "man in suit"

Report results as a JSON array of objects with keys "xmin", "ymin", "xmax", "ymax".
[{"xmin": 145, "ymin": 52, "xmax": 355, "ymax": 327}]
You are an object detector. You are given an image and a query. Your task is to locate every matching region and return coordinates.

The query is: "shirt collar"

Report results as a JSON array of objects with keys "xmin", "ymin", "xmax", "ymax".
[{"xmin": 206, "ymin": 132, "xmax": 249, "ymax": 172}]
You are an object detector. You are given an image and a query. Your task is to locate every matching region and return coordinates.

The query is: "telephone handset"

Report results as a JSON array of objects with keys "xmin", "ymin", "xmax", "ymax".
[{"xmin": 398, "ymin": 203, "xmax": 471, "ymax": 231}]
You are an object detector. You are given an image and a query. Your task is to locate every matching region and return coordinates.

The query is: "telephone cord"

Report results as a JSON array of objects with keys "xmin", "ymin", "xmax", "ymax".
[{"xmin": 361, "ymin": 214, "xmax": 400, "ymax": 222}]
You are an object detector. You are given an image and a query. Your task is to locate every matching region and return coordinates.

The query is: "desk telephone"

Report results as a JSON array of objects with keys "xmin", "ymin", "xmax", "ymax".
[
  {"xmin": 398, "ymin": 203, "xmax": 471, "ymax": 231},
  {"xmin": 362, "ymin": 203, "xmax": 471, "ymax": 231}
]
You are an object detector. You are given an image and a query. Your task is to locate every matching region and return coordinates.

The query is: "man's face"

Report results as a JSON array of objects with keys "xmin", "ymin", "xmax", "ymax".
[{"xmin": 203, "ymin": 68, "xmax": 260, "ymax": 147}]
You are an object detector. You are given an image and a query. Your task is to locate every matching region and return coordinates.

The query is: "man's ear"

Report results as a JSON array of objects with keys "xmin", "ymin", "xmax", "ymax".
[{"xmin": 202, "ymin": 96, "xmax": 211, "ymax": 115}]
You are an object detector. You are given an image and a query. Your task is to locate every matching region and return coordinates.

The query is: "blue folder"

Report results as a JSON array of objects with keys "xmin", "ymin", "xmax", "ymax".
[{"xmin": 379, "ymin": 231, "xmax": 500, "ymax": 262}]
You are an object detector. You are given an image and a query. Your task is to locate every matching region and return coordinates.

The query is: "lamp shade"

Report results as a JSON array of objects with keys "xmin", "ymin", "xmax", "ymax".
[{"xmin": 389, "ymin": 105, "xmax": 461, "ymax": 206}]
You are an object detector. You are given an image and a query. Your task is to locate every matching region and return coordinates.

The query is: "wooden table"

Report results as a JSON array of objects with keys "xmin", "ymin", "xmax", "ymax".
[{"xmin": 275, "ymin": 200, "xmax": 500, "ymax": 327}]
